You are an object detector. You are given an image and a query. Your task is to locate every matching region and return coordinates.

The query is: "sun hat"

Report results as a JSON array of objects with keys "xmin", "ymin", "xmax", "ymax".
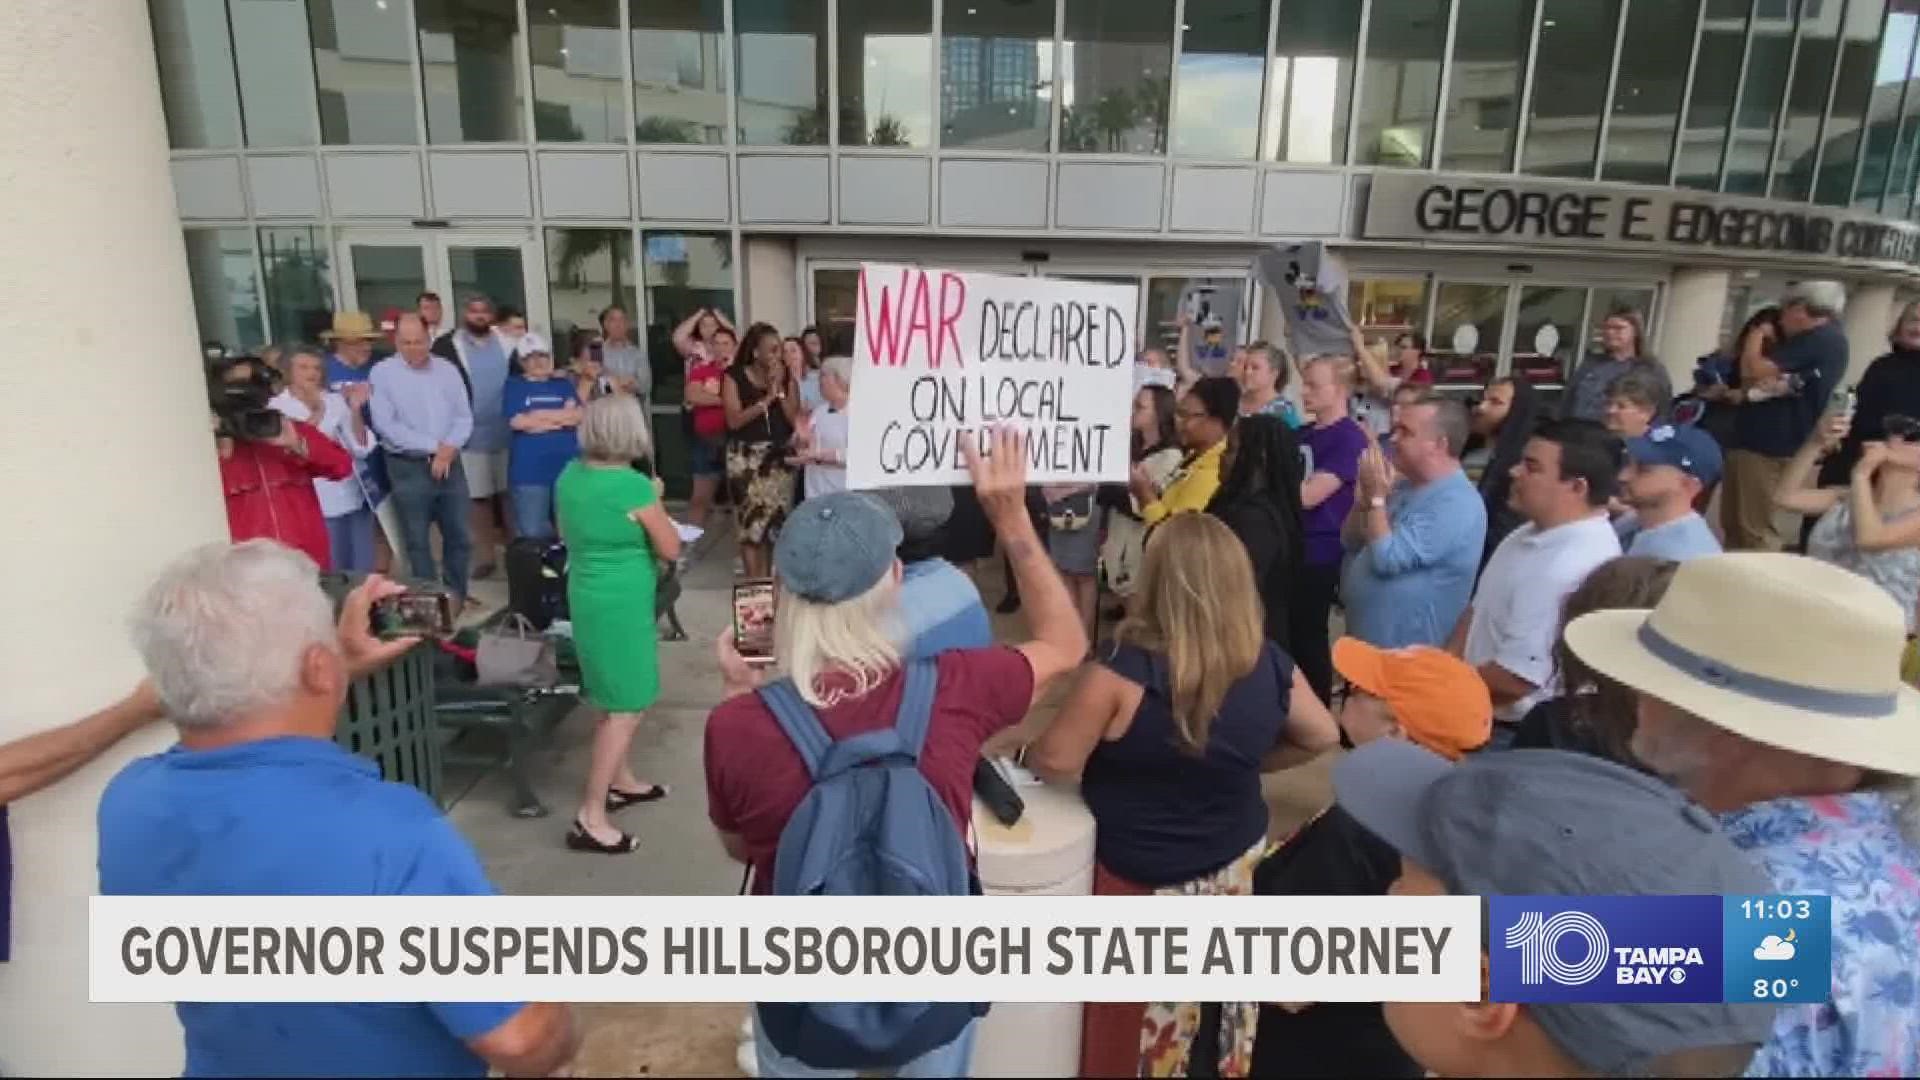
[
  {"xmin": 773, "ymin": 492, "xmax": 903, "ymax": 603},
  {"xmin": 322, "ymin": 311, "xmax": 380, "ymax": 341},
  {"xmin": 1625, "ymin": 424, "xmax": 1723, "ymax": 489},
  {"xmin": 1562, "ymin": 551, "xmax": 1920, "ymax": 776},
  {"xmin": 1332, "ymin": 639, "xmax": 1491, "ymax": 760}
]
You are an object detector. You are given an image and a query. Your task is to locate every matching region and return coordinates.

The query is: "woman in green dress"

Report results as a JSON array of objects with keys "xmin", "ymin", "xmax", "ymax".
[{"xmin": 556, "ymin": 394, "xmax": 683, "ymax": 853}]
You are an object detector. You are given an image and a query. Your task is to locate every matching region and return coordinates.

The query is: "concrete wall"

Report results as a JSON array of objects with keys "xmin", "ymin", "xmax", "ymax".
[{"xmin": 742, "ymin": 235, "xmax": 800, "ymax": 332}]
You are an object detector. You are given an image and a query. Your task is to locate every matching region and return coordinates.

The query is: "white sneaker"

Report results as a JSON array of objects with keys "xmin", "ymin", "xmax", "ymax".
[{"xmin": 735, "ymin": 1039, "xmax": 759, "ymax": 1077}]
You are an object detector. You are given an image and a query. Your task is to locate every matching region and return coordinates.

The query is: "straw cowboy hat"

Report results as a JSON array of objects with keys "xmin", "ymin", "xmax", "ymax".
[
  {"xmin": 1563, "ymin": 551, "xmax": 1920, "ymax": 777},
  {"xmin": 322, "ymin": 310, "xmax": 380, "ymax": 341}
]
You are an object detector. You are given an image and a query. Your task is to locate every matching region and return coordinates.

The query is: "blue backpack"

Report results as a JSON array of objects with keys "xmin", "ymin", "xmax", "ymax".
[{"xmin": 752, "ymin": 659, "xmax": 985, "ymax": 1069}]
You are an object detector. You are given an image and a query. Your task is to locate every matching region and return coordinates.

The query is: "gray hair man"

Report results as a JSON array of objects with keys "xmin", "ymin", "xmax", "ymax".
[
  {"xmin": 870, "ymin": 485, "xmax": 993, "ymax": 660},
  {"xmin": 99, "ymin": 541, "xmax": 576, "ymax": 1077},
  {"xmin": 1565, "ymin": 551, "xmax": 1920, "ymax": 1079},
  {"xmin": 1721, "ymin": 279, "xmax": 1851, "ymax": 551}
]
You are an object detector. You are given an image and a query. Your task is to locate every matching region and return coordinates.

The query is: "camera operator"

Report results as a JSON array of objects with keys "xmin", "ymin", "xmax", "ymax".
[{"xmin": 212, "ymin": 353, "xmax": 353, "ymax": 570}]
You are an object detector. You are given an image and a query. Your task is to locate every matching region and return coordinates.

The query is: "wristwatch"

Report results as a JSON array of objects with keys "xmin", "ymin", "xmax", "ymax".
[{"xmin": 1369, "ymin": 496, "xmax": 1387, "ymax": 510}]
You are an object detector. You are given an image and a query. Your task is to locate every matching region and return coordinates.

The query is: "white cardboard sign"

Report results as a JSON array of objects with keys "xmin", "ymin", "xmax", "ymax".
[{"xmin": 847, "ymin": 263, "xmax": 1138, "ymax": 490}]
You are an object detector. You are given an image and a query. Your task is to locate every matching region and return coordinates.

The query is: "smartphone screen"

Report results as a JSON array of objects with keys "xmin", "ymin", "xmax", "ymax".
[
  {"xmin": 731, "ymin": 578, "xmax": 776, "ymax": 665},
  {"xmin": 372, "ymin": 591, "xmax": 455, "ymax": 639}
]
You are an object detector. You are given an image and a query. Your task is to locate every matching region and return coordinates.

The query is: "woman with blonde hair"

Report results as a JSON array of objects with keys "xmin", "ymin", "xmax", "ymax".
[
  {"xmin": 1029, "ymin": 513, "xmax": 1339, "ymax": 1078},
  {"xmin": 555, "ymin": 394, "xmax": 683, "ymax": 854}
]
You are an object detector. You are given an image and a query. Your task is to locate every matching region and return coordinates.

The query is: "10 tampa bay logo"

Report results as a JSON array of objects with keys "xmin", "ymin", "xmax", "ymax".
[{"xmin": 1489, "ymin": 896, "xmax": 1723, "ymax": 1004}]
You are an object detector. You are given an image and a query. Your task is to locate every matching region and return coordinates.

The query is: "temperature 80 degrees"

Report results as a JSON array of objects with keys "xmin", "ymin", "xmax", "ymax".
[{"xmin": 1753, "ymin": 977, "xmax": 1802, "ymax": 999}]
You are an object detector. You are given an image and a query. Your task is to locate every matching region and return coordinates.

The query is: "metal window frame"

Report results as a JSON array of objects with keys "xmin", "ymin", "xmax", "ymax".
[
  {"xmin": 1716, "ymin": 0, "xmax": 1761, "ymax": 190},
  {"xmin": 1800, "ymin": 0, "xmax": 1858, "ymax": 201},
  {"xmin": 1591, "ymin": 0, "xmax": 1635, "ymax": 180},
  {"xmin": 1344, "ymin": 0, "xmax": 1374, "ymax": 165},
  {"xmin": 1861, "ymin": 7, "xmax": 1920, "ymax": 209},
  {"xmin": 1758, "ymin": 0, "xmax": 1808, "ymax": 196},
  {"xmin": 1430, "ymin": 0, "xmax": 1463, "ymax": 169},
  {"xmin": 1666, "ymin": 0, "xmax": 1712, "ymax": 186},
  {"xmin": 1256, "ymin": 0, "xmax": 1283, "ymax": 159},
  {"xmin": 1511, "ymin": 0, "xmax": 1547, "ymax": 172}
]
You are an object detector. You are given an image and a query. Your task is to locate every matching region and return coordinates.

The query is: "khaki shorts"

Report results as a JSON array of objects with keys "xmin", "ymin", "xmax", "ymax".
[{"xmin": 461, "ymin": 449, "xmax": 509, "ymax": 499}]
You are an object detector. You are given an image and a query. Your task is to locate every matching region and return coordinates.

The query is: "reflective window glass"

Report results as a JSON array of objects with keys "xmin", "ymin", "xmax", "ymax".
[
  {"xmin": 1602, "ymin": 0, "xmax": 1702, "ymax": 184},
  {"xmin": 529, "ymin": 0, "xmax": 624, "ymax": 142},
  {"xmin": 417, "ymin": 0, "xmax": 525, "ymax": 143},
  {"xmin": 1523, "ymin": 0, "xmax": 1623, "ymax": 177},
  {"xmin": 813, "ymin": 268, "xmax": 859, "ymax": 355},
  {"xmin": 735, "ymin": 0, "xmax": 829, "ymax": 144},
  {"xmin": 630, "ymin": 0, "xmax": 727, "ymax": 144},
  {"xmin": 1882, "ymin": 12, "xmax": 1920, "ymax": 211},
  {"xmin": 1430, "ymin": 282, "xmax": 1509, "ymax": 388},
  {"xmin": 1059, "ymin": 0, "xmax": 1175, "ymax": 154},
  {"xmin": 1813, "ymin": 0, "xmax": 1891, "ymax": 205},
  {"xmin": 1347, "ymin": 279, "xmax": 1430, "ymax": 352},
  {"xmin": 641, "ymin": 232, "xmax": 733, "ymax": 402},
  {"xmin": 1725, "ymin": 2, "xmax": 1801, "ymax": 193},
  {"xmin": 941, "ymin": 0, "xmax": 1057, "ymax": 150},
  {"xmin": 1770, "ymin": 1, "xmax": 1845, "ymax": 198},
  {"xmin": 231, "ymin": 0, "xmax": 321, "ymax": 146},
  {"xmin": 1676, "ymin": 0, "xmax": 1755, "ymax": 188},
  {"xmin": 1438, "ymin": 0, "xmax": 1531, "ymax": 173},
  {"xmin": 1264, "ymin": 0, "xmax": 1362, "ymax": 163},
  {"xmin": 838, "ymin": 0, "xmax": 934, "ymax": 147},
  {"xmin": 347, "ymin": 244, "xmax": 429, "ymax": 325},
  {"xmin": 1513, "ymin": 286, "xmax": 1586, "ymax": 387},
  {"xmin": 1850, "ymin": 6, "xmax": 1918, "ymax": 207},
  {"xmin": 546, "ymin": 228, "xmax": 637, "ymax": 357},
  {"xmin": 1586, "ymin": 286, "xmax": 1657, "ymax": 354},
  {"xmin": 184, "ymin": 228, "xmax": 265, "ymax": 353},
  {"xmin": 1147, "ymin": 276, "xmax": 1246, "ymax": 351},
  {"xmin": 149, "ymin": 0, "xmax": 242, "ymax": 149},
  {"xmin": 1352, "ymin": 0, "xmax": 1448, "ymax": 167},
  {"xmin": 1171, "ymin": 0, "xmax": 1271, "ymax": 159},
  {"xmin": 310, "ymin": 0, "xmax": 419, "ymax": 145},
  {"xmin": 448, "ymin": 244, "xmax": 529, "ymax": 318},
  {"xmin": 259, "ymin": 227, "xmax": 335, "ymax": 343}
]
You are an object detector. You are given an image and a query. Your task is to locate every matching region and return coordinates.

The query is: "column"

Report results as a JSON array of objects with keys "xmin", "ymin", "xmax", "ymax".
[
  {"xmin": 0, "ymin": 2, "xmax": 228, "ymax": 1073},
  {"xmin": 1653, "ymin": 268, "xmax": 1732, "ymax": 386},
  {"xmin": 1841, "ymin": 282, "xmax": 1897, "ymax": 387},
  {"xmin": 742, "ymin": 236, "xmax": 800, "ymax": 331}
]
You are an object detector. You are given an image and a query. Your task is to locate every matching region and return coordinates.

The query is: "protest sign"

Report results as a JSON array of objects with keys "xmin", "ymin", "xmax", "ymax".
[{"xmin": 847, "ymin": 263, "xmax": 1137, "ymax": 490}]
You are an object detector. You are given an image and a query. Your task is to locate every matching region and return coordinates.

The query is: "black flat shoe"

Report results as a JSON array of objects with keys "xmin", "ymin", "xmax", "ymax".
[
  {"xmin": 606, "ymin": 784, "xmax": 669, "ymax": 812},
  {"xmin": 565, "ymin": 820, "xmax": 639, "ymax": 854}
]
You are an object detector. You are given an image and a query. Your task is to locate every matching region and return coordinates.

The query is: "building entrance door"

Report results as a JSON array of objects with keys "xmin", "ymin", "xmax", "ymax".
[{"xmin": 334, "ymin": 228, "xmax": 549, "ymax": 334}]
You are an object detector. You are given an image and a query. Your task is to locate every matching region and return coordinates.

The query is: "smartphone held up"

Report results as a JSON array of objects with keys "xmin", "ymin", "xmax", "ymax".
[
  {"xmin": 731, "ymin": 578, "xmax": 776, "ymax": 666},
  {"xmin": 372, "ymin": 591, "xmax": 455, "ymax": 640}
]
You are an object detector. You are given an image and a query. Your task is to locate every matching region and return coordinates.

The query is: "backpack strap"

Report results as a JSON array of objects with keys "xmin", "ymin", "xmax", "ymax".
[
  {"xmin": 757, "ymin": 677, "xmax": 835, "ymax": 780},
  {"xmin": 892, "ymin": 658, "xmax": 939, "ymax": 760}
]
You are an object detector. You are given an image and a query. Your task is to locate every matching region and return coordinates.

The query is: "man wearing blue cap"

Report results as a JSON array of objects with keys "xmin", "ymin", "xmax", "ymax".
[{"xmin": 1618, "ymin": 423, "xmax": 1724, "ymax": 562}]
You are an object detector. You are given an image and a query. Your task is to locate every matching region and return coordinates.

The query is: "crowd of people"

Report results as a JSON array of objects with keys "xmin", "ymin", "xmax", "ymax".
[{"xmin": 2, "ymin": 272, "xmax": 1918, "ymax": 1079}]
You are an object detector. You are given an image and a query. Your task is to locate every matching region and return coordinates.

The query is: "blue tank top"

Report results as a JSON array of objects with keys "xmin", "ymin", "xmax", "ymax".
[{"xmin": 1082, "ymin": 640, "xmax": 1293, "ymax": 886}]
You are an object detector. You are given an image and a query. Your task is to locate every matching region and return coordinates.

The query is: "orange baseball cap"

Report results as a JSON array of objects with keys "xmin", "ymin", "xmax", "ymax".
[{"xmin": 1332, "ymin": 638, "xmax": 1493, "ymax": 760}]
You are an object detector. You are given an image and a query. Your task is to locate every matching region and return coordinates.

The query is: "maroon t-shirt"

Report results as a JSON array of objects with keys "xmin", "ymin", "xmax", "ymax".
[{"xmin": 704, "ymin": 647, "xmax": 1036, "ymax": 894}]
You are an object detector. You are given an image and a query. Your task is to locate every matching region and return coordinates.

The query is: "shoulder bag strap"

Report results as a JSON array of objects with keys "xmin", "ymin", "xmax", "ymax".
[
  {"xmin": 891, "ymin": 659, "xmax": 940, "ymax": 761},
  {"xmin": 756, "ymin": 677, "xmax": 834, "ymax": 780}
]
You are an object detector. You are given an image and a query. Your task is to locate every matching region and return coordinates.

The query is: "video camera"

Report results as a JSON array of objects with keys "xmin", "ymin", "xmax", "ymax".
[{"xmin": 205, "ymin": 347, "xmax": 284, "ymax": 442}]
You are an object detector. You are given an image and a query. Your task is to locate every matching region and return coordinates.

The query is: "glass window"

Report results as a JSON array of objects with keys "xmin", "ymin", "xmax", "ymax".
[
  {"xmin": 1146, "ymin": 276, "xmax": 1247, "ymax": 351},
  {"xmin": 1059, "ymin": 0, "xmax": 1175, "ymax": 154},
  {"xmin": 812, "ymin": 268, "xmax": 859, "ymax": 355},
  {"xmin": 231, "ymin": 0, "xmax": 321, "ymax": 147},
  {"xmin": 447, "ymin": 244, "xmax": 529, "ymax": 318},
  {"xmin": 1512, "ymin": 286, "xmax": 1586, "ymax": 387},
  {"xmin": 417, "ymin": 0, "xmax": 525, "ymax": 143},
  {"xmin": 630, "ymin": 0, "xmax": 728, "ymax": 144},
  {"xmin": 735, "ymin": 0, "xmax": 830, "ymax": 144},
  {"xmin": 1586, "ymin": 286, "xmax": 1657, "ymax": 354},
  {"xmin": 1851, "ymin": 6, "xmax": 1918, "ymax": 207},
  {"xmin": 1347, "ymin": 278, "xmax": 1430, "ymax": 350},
  {"xmin": 1602, "ymin": 0, "xmax": 1702, "ymax": 183},
  {"xmin": 149, "ymin": 0, "xmax": 242, "ymax": 149},
  {"xmin": 1170, "ymin": 0, "xmax": 1270, "ymax": 159},
  {"xmin": 1813, "ymin": 0, "xmax": 1891, "ymax": 205},
  {"xmin": 1265, "ymin": 0, "xmax": 1362, "ymax": 163},
  {"xmin": 837, "ymin": 0, "xmax": 934, "ymax": 147},
  {"xmin": 309, "ymin": 0, "xmax": 419, "ymax": 145},
  {"xmin": 1437, "ymin": 0, "xmax": 1531, "ymax": 173},
  {"xmin": 529, "ymin": 0, "xmax": 624, "ymax": 142},
  {"xmin": 1770, "ymin": 2, "xmax": 1844, "ymax": 198},
  {"xmin": 1352, "ymin": 0, "xmax": 1448, "ymax": 167},
  {"xmin": 1429, "ymin": 282, "xmax": 1509, "ymax": 388},
  {"xmin": 347, "ymin": 243, "xmax": 430, "ymax": 325},
  {"xmin": 641, "ymin": 232, "xmax": 732, "ymax": 403},
  {"xmin": 1676, "ymin": 1, "xmax": 1756, "ymax": 188},
  {"xmin": 1522, "ymin": 0, "xmax": 1623, "ymax": 177},
  {"xmin": 1724, "ymin": 2, "xmax": 1801, "ymax": 193},
  {"xmin": 259, "ymin": 227, "xmax": 335, "ymax": 343},
  {"xmin": 941, "ymin": 0, "xmax": 1057, "ymax": 150},
  {"xmin": 1883, "ymin": 14, "xmax": 1920, "ymax": 211},
  {"xmin": 184, "ymin": 228, "xmax": 265, "ymax": 353},
  {"xmin": 546, "ymin": 228, "xmax": 637, "ymax": 359}
]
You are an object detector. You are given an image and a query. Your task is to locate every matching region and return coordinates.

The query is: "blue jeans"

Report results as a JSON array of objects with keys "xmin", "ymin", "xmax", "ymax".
[
  {"xmin": 387, "ymin": 455, "xmax": 471, "ymax": 599},
  {"xmin": 752, "ymin": 1017, "xmax": 976, "ymax": 1079},
  {"xmin": 324, "ymin": 507, "xmax": 377, "ymax": 574},
  {"xmin": 509, "ymin": 484, "xmax": 556, "ymax": 540}
]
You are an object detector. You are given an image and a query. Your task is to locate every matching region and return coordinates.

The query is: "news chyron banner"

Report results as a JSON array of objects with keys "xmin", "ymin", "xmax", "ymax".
[
  {"xmin": 845, "ymin": 263, "xmax": 1137, "ymax": 491},
  {"xmin": 91, "ymin": 895, "xmax": 1831, "ymax": 1005}
]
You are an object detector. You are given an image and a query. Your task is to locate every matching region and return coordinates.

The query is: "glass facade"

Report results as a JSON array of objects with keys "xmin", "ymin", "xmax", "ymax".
[
  {"xmin": 545, "ymin": 227, "xmax": 637, "ymax": 356},
  {"xmin": 641, "ymin": 231, "xmax": 734, "ymax": 400},
  {"xmin": 153, "ymin": 0, "xmax": 1920, "ymax": 221},
  {"xmin": 183, "ymin": 228, "xmax": 266, "ymax": 353},
  {"xmin": 259, "ymin": 226, "xmax": 335, "ymax": 344}
]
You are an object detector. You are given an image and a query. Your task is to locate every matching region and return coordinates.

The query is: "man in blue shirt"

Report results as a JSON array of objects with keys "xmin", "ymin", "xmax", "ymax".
[
  {"xmin": 1617, "ymin": 424, "xmax": 1724, "ymax": 562},
  {"xmin": 371, "ymin": 314, "xmax": 476, "ymax": 605},
  {"xmin": 873, "ymin": 486, "xmax": 994, "ymax": 658},
  {"xmin": 322, "ymin": 311, "xmax": 392, "ymax": 565},
  {"xmin": 100, "ymin": 543, "xmax": 576, "ymax": 1078},
  {"xmin": 432, "ymin": 296, "xmax": 516, "ymax": 580},
  {"xmin": 1341, "ymin": 396, "xmax": 1487, "ymax": 649}
]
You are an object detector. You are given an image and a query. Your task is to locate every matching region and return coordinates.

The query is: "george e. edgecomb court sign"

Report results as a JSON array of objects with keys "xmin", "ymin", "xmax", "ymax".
[{"xmin": 1361, "ymin": 172, "xmax": 1920, "ymax": 272}]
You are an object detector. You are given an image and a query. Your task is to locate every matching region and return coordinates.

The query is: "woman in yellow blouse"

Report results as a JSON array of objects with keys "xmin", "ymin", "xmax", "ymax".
[{"xmin": 1133, "ymin": 376, "xmax": 1238, "ymax": 527}]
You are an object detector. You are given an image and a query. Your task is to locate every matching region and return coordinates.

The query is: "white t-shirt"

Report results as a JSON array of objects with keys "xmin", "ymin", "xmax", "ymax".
[
  {"xmin": 270, "ymin": 390, "xmax": 378, "ymax": 518},
  {"xmin": 1465, "ymin": 513, "xmax": 1622, "ymax": 722},
  {"xmin": 804, "ymin": 403, "xmax": 850, "ymax": 501}
]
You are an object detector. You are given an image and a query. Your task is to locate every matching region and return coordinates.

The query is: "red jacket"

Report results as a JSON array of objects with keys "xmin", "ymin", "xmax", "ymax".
[{"xmin": 220, "ymin": 420, "xmax": 353, "ymax": 570}]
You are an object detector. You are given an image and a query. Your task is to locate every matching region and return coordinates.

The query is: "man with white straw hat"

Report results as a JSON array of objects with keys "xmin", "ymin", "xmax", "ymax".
[{"xmin": 1563, "ymin": 551, "xmax": 1920, "ymax": 1078}]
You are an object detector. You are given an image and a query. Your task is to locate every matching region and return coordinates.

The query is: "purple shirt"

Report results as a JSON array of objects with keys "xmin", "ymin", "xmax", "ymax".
[{"xmin": 1299, "ymin": 417, "xmax": 1367, "ymax": 566}]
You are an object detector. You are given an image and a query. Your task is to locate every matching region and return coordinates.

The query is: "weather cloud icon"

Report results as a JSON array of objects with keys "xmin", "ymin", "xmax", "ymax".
[{"xmin": 1754, "ymin": 930, "xmax": 1798, "ymax": 961}]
